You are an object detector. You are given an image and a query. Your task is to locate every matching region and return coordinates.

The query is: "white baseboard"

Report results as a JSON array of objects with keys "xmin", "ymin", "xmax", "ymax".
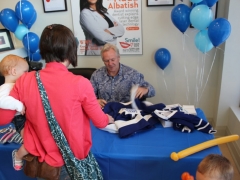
[
  {"xmin": 226, "ymin": 128, "xmax": 240, "ymax": 174},
  {"xmin": 209, "ymin": 107, "xmax": 240, "ymax": 173},
  {"xmin": 214, "ymin": 126, "xmax": 227, "ymax": 138},
  {"xmin": 214, "ymin": 125, "xmax": 240, "ymax": 174}
]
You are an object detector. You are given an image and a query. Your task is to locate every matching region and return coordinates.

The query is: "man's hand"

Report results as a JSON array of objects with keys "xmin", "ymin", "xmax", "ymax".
[
  {"xmin": 135, "ymin": 87, "xmax": 148, "ymax": 99},
  {"xmin": 98, "ymin": 99, "xmax": 107, "ymax": 109}
]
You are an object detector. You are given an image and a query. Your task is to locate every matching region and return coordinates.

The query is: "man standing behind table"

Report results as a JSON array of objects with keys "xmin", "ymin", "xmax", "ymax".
[{"xmin": 90, "ymin": 43, "xmax": 155, "ymax": 108}]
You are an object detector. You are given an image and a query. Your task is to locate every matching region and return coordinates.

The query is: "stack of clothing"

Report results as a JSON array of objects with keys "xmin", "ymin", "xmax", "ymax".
[
  {"xmin": 101, "ymin": 100, "xmax": 216, "ymax": 138},
  {"xmin": 152, "ymin": 104, "xmax": 216, "ymax": 134}
]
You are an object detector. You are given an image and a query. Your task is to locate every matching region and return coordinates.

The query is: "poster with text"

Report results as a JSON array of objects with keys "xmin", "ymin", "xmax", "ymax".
[{"xmin": 71, "ymin": 0, "xmax": 142, "ymax": 56}]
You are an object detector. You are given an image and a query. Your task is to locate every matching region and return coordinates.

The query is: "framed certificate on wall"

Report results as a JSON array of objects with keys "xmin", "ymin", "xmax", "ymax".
[
  {"xmin": 42, "ymin": 0, "xmax": 67, "ymax": 13},
  {"xmin": 147, "ymin": 0, "xmax": 175, "ymax": 7},
  {"xmin": 0, "ymin": 29, "xmax": 14, "ymax": 52}
]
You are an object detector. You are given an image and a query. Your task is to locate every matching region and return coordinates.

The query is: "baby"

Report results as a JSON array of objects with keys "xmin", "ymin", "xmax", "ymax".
[
  {"xmin": 196, "ymin": 154, "xmax": 234, "ymax": 180},
  {"xmin": 0, "ymin": 54, "xmax": 29, "ymax": 170}
]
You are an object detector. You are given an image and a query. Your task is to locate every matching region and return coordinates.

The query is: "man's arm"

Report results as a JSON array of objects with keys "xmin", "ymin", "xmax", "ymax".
[
  {"xmin": 90, "ymin": 71, "xmax": 107, "ymax": 108},
  {"xmin": 136, "ymin": 73, "xmax": 155, "ymax": 98},
  {"xmin": 90, "ymin": 71, "xmax": 99, "ymax": 98}
]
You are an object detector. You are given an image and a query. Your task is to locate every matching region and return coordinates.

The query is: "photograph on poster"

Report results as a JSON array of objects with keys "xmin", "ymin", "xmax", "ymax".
[
  {"xmin": 71, "ymin": 0, "xmax": 143, "ymax": 56},
  {"xmin": 147, "ymin": 0, "xmax": 175, "ymax": 7},
  {"xmin": 42, "ymin": 0, "xmax": 67, "ymax": 13},
  {"xmin": 0, "ymin": 29, "xmax": 14, "ymax": 52}
]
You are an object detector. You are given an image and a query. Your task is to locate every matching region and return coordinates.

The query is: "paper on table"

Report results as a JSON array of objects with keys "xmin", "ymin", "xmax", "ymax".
[{"xmin": 182, "ymin": 105, "xmax": 197, "ymax": 115}]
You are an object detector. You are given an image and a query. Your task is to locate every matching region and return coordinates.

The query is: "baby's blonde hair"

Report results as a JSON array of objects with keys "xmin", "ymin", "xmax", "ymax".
[
  {"xmin": 197, "ymin": 154, "xmax": 234, "ymax": 180},
  {"xmin": 0, "ymin": 55, "xmax": 26, "ymax": 76}
]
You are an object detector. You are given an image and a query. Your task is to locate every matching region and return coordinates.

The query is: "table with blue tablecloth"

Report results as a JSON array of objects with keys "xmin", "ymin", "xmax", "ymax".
[
  {"xmin": 0, "ymin": 143, "xmax": 36, "ymax": 180},
  {"xmin": 0, "ymin": 108, "xmax": 220, "ymax": 180},
  {"xmin": 90, "ymin": 108, "xmax": 221, "ymax": 180}
]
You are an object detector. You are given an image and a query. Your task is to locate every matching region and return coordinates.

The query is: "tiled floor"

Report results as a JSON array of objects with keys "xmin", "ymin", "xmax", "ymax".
[{"xmin": 218, "ymin": 144, "xmax": 240, "ymax": 180}]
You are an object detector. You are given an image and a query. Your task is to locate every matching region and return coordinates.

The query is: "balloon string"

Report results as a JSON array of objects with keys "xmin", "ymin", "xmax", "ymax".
[
  {"xmin": 184, "ymin": 64, "xmax": 190, "ymax": 105},
  {"xmin": 182, "ymin": 33, "xmax": 185, "ymax": 51},
  {"xmin": 182, "ymin": 34, "xmax": 190, "ymax": 105},
  {"xmin": 162, "ymin": 70, "xmax": 173, "ymax": 104},
  {"xmin": 26, "ymin": 32, "xmax": 31, "ymax": 62},
  {"xmin": 197, "ymin": 53, "xmax": 206, "ymax": 106},
  {"xmin": 162, "ymin": 70, "xmax": 167, "ymax": 91},
  {"xmin": 194, "ymin": 51, "xmax": 200, "ymax": 107},
  {"xmin": 184, "ymin": 33, "xmax": 190, "ymax": 38},
  {"xmin": 200, "ymin": 53, "xmax": 206, "ymax": 87},
  {"xmin": 194, "ymin": 38, "xmax": 200, "ymax": 107},
  {"xmin": 199, "ymin": 48, "xmax": 218, "ymax": 101},
  {"xmin": 199, "ymin": 56, "xmax": 203, "ymax": 88},
  {"xmin": 216, "ymin": 46, "xmax": 225, "ymax": 53},
  {"xmin": 20, "ymin": 0, "xmax": 23, "ymax": 21}
]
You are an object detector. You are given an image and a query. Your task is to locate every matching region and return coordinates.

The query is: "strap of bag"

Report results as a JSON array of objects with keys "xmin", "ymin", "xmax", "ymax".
[{"xmin": 35, "ymin": 71, "xmax": 103, "ymax": 180}]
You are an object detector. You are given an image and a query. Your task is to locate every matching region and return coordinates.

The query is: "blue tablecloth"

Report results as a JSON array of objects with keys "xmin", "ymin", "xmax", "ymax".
[
  {"xmin": 0, "ymin": 108, "xmax": 220, "ymax": 180},
  {"xmin": 90, "ymin": 108, "xmax": 221, "ymax": 180},
  {"xmin": 0, "ymin": 143, "xmax": 36, "ymax": 180}
]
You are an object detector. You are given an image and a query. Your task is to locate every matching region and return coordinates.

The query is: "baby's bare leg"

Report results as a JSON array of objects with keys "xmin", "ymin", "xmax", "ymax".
[{"xmin": 15, "ymin": 144, "xmax": 28, "ymax": 161}]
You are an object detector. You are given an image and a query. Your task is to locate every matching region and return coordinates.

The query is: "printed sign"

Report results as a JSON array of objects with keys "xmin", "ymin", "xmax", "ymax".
[{"xmin": 71, "ymin": 0, "xmax": 142, "ymax": 55}]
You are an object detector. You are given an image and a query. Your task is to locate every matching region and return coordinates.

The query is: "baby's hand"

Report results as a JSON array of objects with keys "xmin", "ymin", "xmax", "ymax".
[
  {"xmin": 107, "ymin": 115, "xmax": 114, "ymax": 124},
  {"xmin": 20, "ymin": 105, "xmax": 25, "ymax": 115}
]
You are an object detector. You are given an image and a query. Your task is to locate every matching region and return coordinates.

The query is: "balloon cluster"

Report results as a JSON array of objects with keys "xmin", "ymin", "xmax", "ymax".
[
  {"xmin": 0, "ymin": 0, "xmax": 41, "ymax": 61},
  {"xmin": 171, "ymin": 0, "xmax": 231, "ymax": 53}
]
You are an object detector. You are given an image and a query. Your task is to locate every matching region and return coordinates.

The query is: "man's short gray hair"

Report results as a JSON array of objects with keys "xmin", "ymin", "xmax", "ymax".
[{"xmin": 101, "ymin": 43, "xmax": 120, "ymax": 59}]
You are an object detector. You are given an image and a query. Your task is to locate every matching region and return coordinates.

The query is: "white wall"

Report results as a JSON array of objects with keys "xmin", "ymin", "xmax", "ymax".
[
  {"xmin": 0, "ymin": 0, "xmax": 225, "ymax": 122},
  {"xmin": 215, "ymin": 0, "xmax": 240, "ymax": 127}
]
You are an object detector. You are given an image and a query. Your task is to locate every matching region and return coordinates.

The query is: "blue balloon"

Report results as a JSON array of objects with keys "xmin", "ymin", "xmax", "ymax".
[
  {"xmin": 190, "ymin": 0, "xmax": 203, "ymax": 3},
  {"xmin": 14, "ymin": 24, "xmax": 28, "ymax": 40},
  {"xmin": 205, "ymin": 0, "xmax": 218, "ymax": 7},
  {"xmin": 0, "ymin": 8, "xmax": 19, "ymax": 32},
  {"xmin": 171, "ymin": 4, "xmax": 191, "ymax": 33},
  {"xmin": 155, "ymin": 48, "xmax": 171, "ymax": 70},
  {"xmin": 29, "ymin": 49, "xmax": 41, "ymax": 62},
  {"xmin": 22, "ymin": 32, "xmax": 40, "ymax": 53},
  {"xmin": 15, "ymin": 1, "xmax": 37, "ymax": 29},
  {"xmin": 191, "ymin": 0, "xmax": 207, "ymax": 9},
  {"xmin": 195, "ymin": 30, "xmax": 213, "ymax": 53},
  {"xmin": 208, "ymin": 18, "xmax": 231, "ymax": 47},
  {"xmin": 190, "ymin": 5, "xmax": 213, "ymax": 30},
  {"xmin": 27, "ymin": 11, "xmax": 37, "ymax": 29}
]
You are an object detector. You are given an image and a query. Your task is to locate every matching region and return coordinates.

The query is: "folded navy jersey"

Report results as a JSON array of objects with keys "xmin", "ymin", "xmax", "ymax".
[
  {"xmin": 102, "ymin": 99, "xmax": 216, "ymax": 137},
  {"xmin": 152, "ymin": 105, "xmax": 217, "ymax": 134},
  {"xmin": 103, "ymin": 100, "xmax": 165, "ymax": 138}
]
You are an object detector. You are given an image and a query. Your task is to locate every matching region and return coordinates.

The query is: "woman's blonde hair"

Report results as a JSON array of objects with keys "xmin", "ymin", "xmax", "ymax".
[{"xmin": 0, "ymin": 55, "xmax": 26, "ymax": 76}]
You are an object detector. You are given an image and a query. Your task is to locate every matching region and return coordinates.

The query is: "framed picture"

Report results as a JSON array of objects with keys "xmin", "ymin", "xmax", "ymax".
[
  {"xmin": 0, "ymin": 29, "xmax": 14, "ymax": 52},
  {"xmin": 42, "ymin": 0, "xmax": 67, "ymax": 13},
  {"xmin": 190, "ymin": 2, "xmax": 218, "ymax": 28},
  {"xmin": 147, "ymin": 0, "xmax": 175, "ymax": 7}
]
